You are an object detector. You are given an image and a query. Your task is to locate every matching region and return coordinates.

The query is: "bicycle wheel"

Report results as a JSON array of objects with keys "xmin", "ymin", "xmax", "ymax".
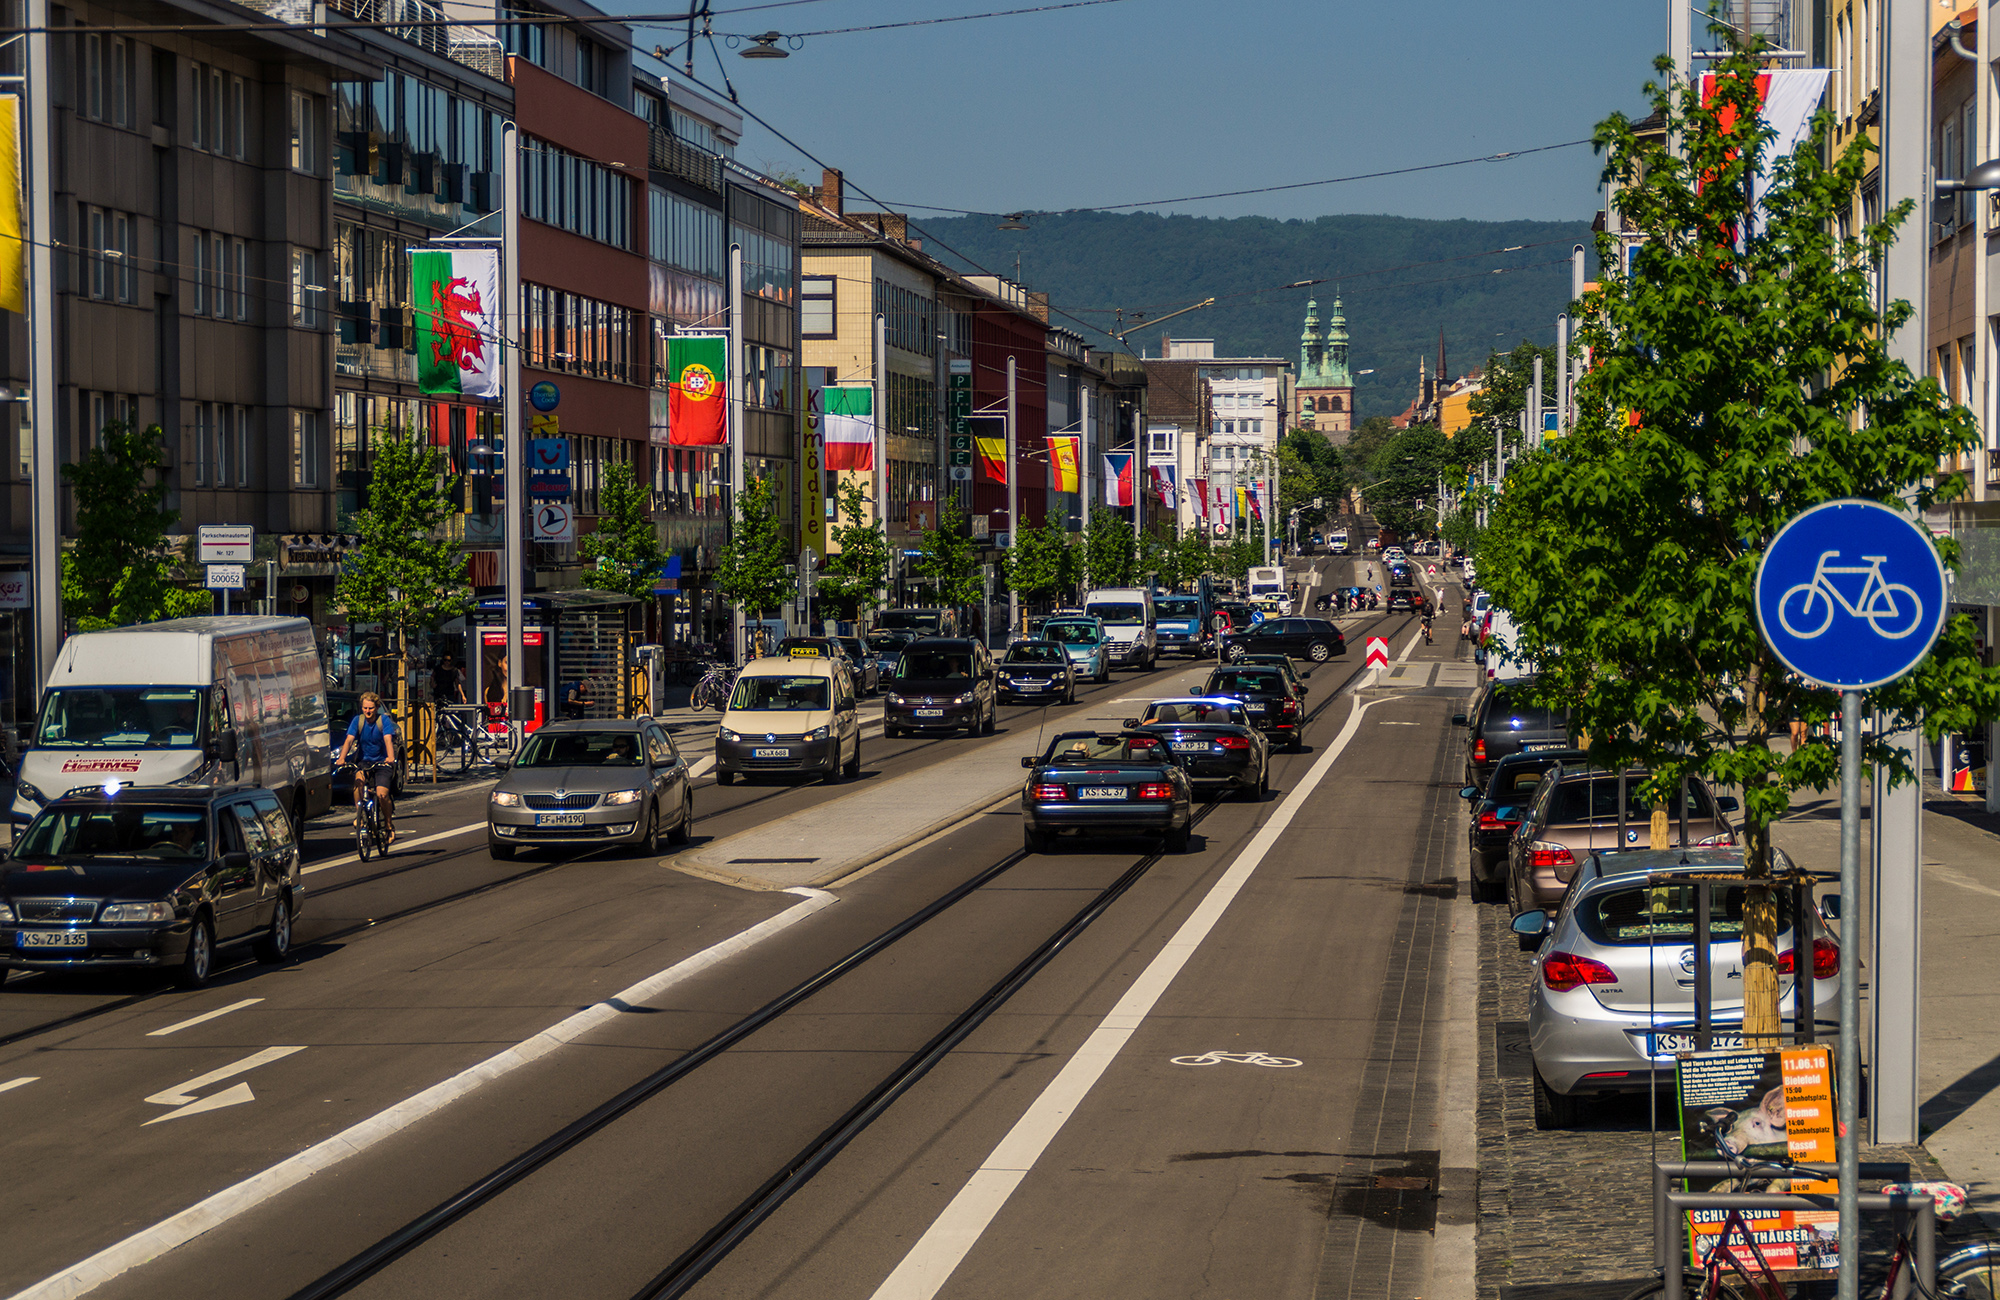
[
  {"xmin": 1619, "ymin": 1274, "xmax": 1768, "ymax": 1300},
  {"xmin": 1777, "ymin": 581, "xmax": 1836, "ymax": 640},
  {"xmin": 1864, "ymin": 581, "xmax": 1926, "ymax": 640},
  {"xmin": 355, "ymin": 811, "xmax": 373, "ymax": 862},
  {"xmin": 1939, "ymin": 1246, "xmax": 2000, "ymax": 1299},
  {"xmin": 455, "ymin": 725, "xmax": 473, "ymax": 774}
]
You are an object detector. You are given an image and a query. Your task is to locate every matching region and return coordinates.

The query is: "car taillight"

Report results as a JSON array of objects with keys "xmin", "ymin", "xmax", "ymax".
[
  {"xmin": 1281, "ymin": 700, "xmax": 1300, "ymax": 717},
  {"xmin": 1777, "ymin": 938, "xmax": 1839, "ymax": 980},
  {"xmin": 1473, "ymin": 739, "xmax": 1487, "ymax": 762},
  {"xmin": 1477, "ymin": 812, "xmax": 1518, "ymax": 831},
  {"xmin": 1541, "ymin": 950, "xmax": 1620, "ymax": 993},
  {"xmin": 1031, "ymin": 784, "xmax": 1067, "ymax": 801},
  {"xmin": 1696, "ymin": 833, "xmax": 1735, "ymax": 847},
  {"xmin": 1136, "ymin": 783, "xmax": 1174, "ymax": 800},
  {"xmin": 1526, "ymin": 841, "xmax": 1575, "ymax": 869},
  {"xmin": 1217, "ymin": 735, "xmax": 1250, "ymax": 750}
]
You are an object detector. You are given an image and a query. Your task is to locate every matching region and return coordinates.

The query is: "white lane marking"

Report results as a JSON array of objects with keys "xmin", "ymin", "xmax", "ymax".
[
  {"xmin": 145, "ymin": 999, "xmax": 263, "ymax": 1037},
  {"xmin": 14, "ymin": 887, "xmax": 840, "ymax": 1300},
  {"xmin": 303, "ymin": 821, "xmax": 483, "ymax": 876},
  {"xmin": 1379, "ymin": 721, "xmax": 1421, "ymax": 727},
  {"xmin": 144, "ymin": 1046, "xmax": 306, "ymax": 1107},
  {"xmin": 1396, "ymin": 623, "xmax": 1423, "ymax": 664},
  {"xmin": 868, "ymin": 694, "xmax": 1385, "ymax": 1300},
  {"xmin": 0, "ymin": 1076, "xmax": 37, "ymax": 1093},
  {"xmin": 144, "ymin": 1081, "xmax": 257, "ymax": 1126}
]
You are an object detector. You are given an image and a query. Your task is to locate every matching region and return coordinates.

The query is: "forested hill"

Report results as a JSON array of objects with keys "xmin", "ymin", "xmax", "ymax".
[{"xmin": 912, "ymin": 210, "xmax": 1595, "ymax": 420}]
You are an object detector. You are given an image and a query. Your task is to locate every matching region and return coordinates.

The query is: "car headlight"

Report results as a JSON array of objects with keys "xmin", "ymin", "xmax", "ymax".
[
  {"xmin": 489, "ymin": 790, "xmax": 523, "ymax": 807},
  {"xmin": 952, "ymin": 693, "xmax": 975, "ymax": 706},
  {"xmin": 720, "ymin": 727, "xmax": 740, "ymax": 742},
  {"xmin": 100, "ymin": 901, "xmax": 172, "ymax": 923},
  {"xmin": 16, "ymin": 780, "xmax": 45, "ymax": 807},
  {"xmin": 887, "ymin": 694, "xmax": 906, "ymax": 706},
  {"xmin": 996, "ymin": 672, "xmax": 1014, "ymax": 682},
  {"xmin": 0, "ymin": 901, "xmax": 14, "ymax": 923},
  {"xmin": 803, "ymin": 726, "xmax": 829, "ymax": 742},
  {"xmin": 601, "ymin": 788, "xmax": 644, "ymax": 805}
]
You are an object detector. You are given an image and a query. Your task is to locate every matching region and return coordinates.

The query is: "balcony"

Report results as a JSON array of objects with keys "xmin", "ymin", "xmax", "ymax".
[
  {"xmin": 321, "ymin": 0, "xmax": 506, "ymax": 77},
  {"xmin": 650, "ymin": 128, "xmax": 722, "ymax": 193}
]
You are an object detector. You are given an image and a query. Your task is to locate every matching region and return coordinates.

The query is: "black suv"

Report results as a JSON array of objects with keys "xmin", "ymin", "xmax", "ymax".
[
  {"xmin": 884, "ymin": 638, "xmax": 997, "ymax": 737},
  {"xmin": 1, "ymin": 785, "xmax": 302, "ymax": 988},
  {"xmin": 1454, "ymin": 677, "xmax": 1570, "ymax": 791},
  {"xmin": 1221, "ymin": 616, "xmax": 1347, "ymax": 664}
]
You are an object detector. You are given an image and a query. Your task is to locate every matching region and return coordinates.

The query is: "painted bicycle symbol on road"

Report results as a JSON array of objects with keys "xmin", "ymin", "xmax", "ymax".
[
  {"xmin": 1776, "ymin": 550, "xmax": 1925, "ymax": 641},
  {"xmin": 1169, "ymin": 1050, "xmax": 1302, "ymax": 1069}
]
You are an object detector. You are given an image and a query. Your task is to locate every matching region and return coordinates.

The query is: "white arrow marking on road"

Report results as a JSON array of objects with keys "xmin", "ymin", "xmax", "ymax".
[
  {"xmin": 143, "ymin": 1040, "xmax": 302, "ymax": 1104},
  {"xmin": 146, "ymin": 998, "xmax": 263, "ymax": 1037},
  {"xmin": 0, "ymin": 1076, "xmax": 38, "ymax": 1093},
  {"xmin": 145, "ymin": 1081, "xmax": 259, "ymax": 1126}
]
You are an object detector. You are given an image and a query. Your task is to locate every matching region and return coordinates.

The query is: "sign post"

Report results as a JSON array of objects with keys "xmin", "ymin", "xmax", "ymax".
[
  {"xmin": 1364, "ymin": 635, "xmax": 1389, "ymax": 681},
  {"xmin": 1754, "ymin": 498, "xmax": 1948, "ymax": 1300}
]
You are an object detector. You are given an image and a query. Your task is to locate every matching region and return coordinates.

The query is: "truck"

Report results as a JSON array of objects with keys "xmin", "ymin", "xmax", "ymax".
[
  {"xmin": 1081, "ymin": 588, "xmax": 1157, "ymax": 671},
  {"xmin": 16, "ymin": 616, "xmax": 335, "ymax": 835},
  {"xmin": 1327, "ymin": 528, "xmax": 1349, "ymax": 554},
  {"xmin": 1153, "ymin": 592, "xmax": 1210, "ymax": 657},
  {"xmin": 1246, "ymin": 566, "xmax": 1288, "ymax": 613}
]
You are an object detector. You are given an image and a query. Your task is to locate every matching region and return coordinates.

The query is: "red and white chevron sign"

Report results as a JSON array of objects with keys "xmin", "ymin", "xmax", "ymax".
[{"xmin": 1365, "ymin": 637, "xmax": 1389, "ymax": 669}]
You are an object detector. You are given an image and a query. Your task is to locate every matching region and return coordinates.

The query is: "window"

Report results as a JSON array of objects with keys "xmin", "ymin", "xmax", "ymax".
[
  {"xmin": 228, "ymin": 76, "xmax": 246, "ymax": 158},
  {"xmin": 292, "ymin": 248, "xmax": 325, "ymax": 328},
  {"xmin": 647, "ymin": 187, "xmax": 724, "ymax": 279},
  {"xmin": 193, "ymin": 403, "xmax": 211, "ymax": 486},
  {"xmin": 190, "ymin": 232, "xmax": 207, "ymax": 314},
  {"xmin": 84, "ymin": 206, "xmax": 108, "ymax": 299},
  {"xmin": 85, "ymin": 392, "xmax": 135, "ymax": 448},
  {"xmin": 230, "ymin": 239, "xmax": 248, "ymax": 320},
  {"xmin": 234, "ymin": 406, "xmax": 250, "ymax": 486},
  {"xmin": 210, "ymin": 234, "xmax": 225, "ymax": 317},
  {"xmin": 217, "ymin": 403, "xmax": 234, "ymax": 486},
  {"xmin": 291, "ymin": 410, "xmax": 324, "ymax": 487},
  {"xmin": 521, "ymin": 136, "xmax": 632, "ymax": 249},
  {"xmin": 522, "ymin": 282, "xmax": 635, "ymax": 383},
  {"xmin": 801, "ymin": 275, "xmax": 835, "ymax": 337},
  {"xmin": 290, "ymin": 91, "xmax": 320, "ymax": 173},
  {"xmin": 112, "ymin": 213, "xmax": 132, "ymax": 302},
  {"xmin": 872, "ymin": 278, "xmax": 934, "ymax": 355},
  {"xmin": 84, "ymin": 32, "xmax": 102, "ymax": 121},
  {"xmin": 1146, "ymin": 427, "xmax": 1175, "ymax": 457}
]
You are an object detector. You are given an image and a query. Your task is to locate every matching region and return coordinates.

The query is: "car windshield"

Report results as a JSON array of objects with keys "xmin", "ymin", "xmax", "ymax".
[
  {"xmin": 877, "ymin": 612, "xmax": 940, "ymax": 632},
  {"xmin": 1484, "ymin": 762, "xmax": 1560, "ymax": 806},
  {"xmin": 1207, "ymin": 670, "xmax": 1283, "ymax": 693},
  {"xmin": 1550, "ymin": 775, "xmax": 1714, "ymax": 823},
  {"xmin": 1041, "ymin": 623, "xmax": 1100, "ymax": 646},
  {"xmin": 514, "ymin": 730, "xmax": 646, "ymax": 766},
  {"xmin": 1087, "ymin": 603, "xmax": 1145, "ymax": 626},
  {"xmin": 1486, "ymin": 689, "xmax": 1560, "ymax": 733},
  {"xmin": 866, "ymin": 631, "xmax": 912, "ymax": 652},
  {"xmin": 1005, "ymin": 645, "xmax": 1066, "ymax": 664},
  {"xmin": 1041, "ymin": 736, "xmax": 1169, "ymax": 765},
  {"xmin": 1158, "ymin": 598, "xmax": 1202, "ymax": 618},
  {"xmin": 837, "ymin": 639, "xmax": 867, "ymax": 660},
  {"xmin": 34, "ymin": 687, "xmax": 206, "ymax": 750},
  {"xmin": 726, "ymin": 676, "xmax": 832, "ymax": 711},
  {"xmin": 13, "ymin": 805, "xmax": 208, "ymax": 861},
  {"xmin": 1144, "ymin": 702, "xmax": 1246, "ymax": 726},
  {"xmin": 1579, "ymin": 884, "xmax": 1794, "ymax": 946},
  {"xmin": 899, "ymin": 653, "xmax": 973, "ymax": 680}
]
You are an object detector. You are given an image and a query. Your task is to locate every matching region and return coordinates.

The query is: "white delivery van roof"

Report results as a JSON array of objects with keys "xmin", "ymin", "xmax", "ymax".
[{"xmin": 48, "ymin": 617, "xmax": 310, "ymax": 687}]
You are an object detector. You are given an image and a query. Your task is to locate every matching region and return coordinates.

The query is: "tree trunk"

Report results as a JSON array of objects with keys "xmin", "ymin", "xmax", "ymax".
[{"xmin": 1740, "ymin": 658, "xmax": 1782, "ymax": 1049}]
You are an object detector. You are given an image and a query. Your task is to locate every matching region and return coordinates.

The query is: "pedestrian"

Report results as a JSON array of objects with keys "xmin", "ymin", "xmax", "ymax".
[
  {"xmin": 562, "ymin": 676, "xmax": 596, "ymax": 720},
  {"xmin": 432, "ymin": 655, "xmax": 466, "ymax": 706}
]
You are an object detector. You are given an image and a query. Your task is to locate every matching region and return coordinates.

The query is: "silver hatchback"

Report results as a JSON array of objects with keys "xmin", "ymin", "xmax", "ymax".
[
  {"xmin": 487, "ymin": 721, "xmax": 695, "ymax": 861},
  {"xmin": 1511, "ymin": 847, "xmax": 1838, "ymax": 1130}
]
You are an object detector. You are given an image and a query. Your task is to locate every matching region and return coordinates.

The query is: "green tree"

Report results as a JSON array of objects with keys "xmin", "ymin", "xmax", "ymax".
[
  {"xmin": 1082, "ymin": 507, "xmax": 1135, "ymax": 588},
  {"xmin": 715, "ymin": 474, "xmax": 794, "ymax": 619},
  {"xmin": 1341, "ymin": 416, "xmax": 1398, "ymax": 484},
  {"xmin": 1004, "ymin": 518, "xmax": 1075, "ymax": 610},
  {"xmin": 578, "ymin": 462, "xmax": 665, "ymax": 606},
  {"xmin": 1464, "ymin": 341, "xmax": 1558, "ymax": 472},
  {"xmin": 1280, "ymin": 427, "xmax": 1347, "ymax": 528},
  {"xmin": 914, "ymin": 496, "xmax": 982, "ymax": 606},
  {"xmin": 1479, "ymin": 36, "xmax": 2000, "ymax": 1046},
  {"xmin": 1362, "ymin": 424, "xmax": 1452, "ymax": 538},
  {"xmin": 817, "ymin": 478, "xmax": 889, "ymax": 619},
  {"xmin": 59, "ymin": 422, "xmax": 209, "ymax": 631},
  {"xmin": 337, "ymin": 429, "xmax": 472, "ymax": 709},
  {"xmin": 1216, "ymin": 535, "xmax": 1261, "ymax": 582},
  {"xmin": 1177, "ymin": 528, "xmax": 1214, "ymax": 587}
]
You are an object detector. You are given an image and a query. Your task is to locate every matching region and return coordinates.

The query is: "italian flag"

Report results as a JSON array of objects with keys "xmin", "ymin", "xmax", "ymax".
[
  {"xmin": 668, "ymin": 336, "xmax": 728, "ymax": 446},
  {"xmin": 413, "ymin": 249, "xmax": 500, "ymax": 397},
  {"xmin": 823, "ymin": 386, "xmax": 875, "ymax": 470}
]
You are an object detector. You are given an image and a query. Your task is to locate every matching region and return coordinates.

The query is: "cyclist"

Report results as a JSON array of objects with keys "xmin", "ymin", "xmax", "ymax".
[
  {"xmin": 336, "ymin": 691, "xmax": 399, "ymax": 845},
  {"xmin": 1421, "ymin": 611, "xmax": 1434, "ymax": 645}
]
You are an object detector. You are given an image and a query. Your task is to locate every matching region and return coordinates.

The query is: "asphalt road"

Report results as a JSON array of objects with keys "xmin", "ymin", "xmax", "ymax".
[{"xmin": 2, "ymin": 609, "xmax": 1469, "ymax": 1300}]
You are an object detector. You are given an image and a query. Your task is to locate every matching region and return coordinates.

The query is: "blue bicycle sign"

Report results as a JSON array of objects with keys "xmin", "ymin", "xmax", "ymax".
[{"xmin": 1755, "ymin": 499, "xmax": 1948, "ymax": 690}]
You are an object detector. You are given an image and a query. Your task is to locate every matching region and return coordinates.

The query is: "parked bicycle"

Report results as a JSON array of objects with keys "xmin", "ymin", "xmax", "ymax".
[
  {"xmin": 338, "ymin": 761, "xmax": 391, "ymax": 861},
  {"xmin": 689, "ymin": 661, "xmax": 739, "ymax": 712},
  {"xmin": 436, "ymin": 705, "xmax": 513, "ymax": 773}
]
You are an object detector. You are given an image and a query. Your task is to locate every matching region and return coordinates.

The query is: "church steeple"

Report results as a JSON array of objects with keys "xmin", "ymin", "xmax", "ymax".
[
  {"xmin": 1325, "ymin": 295, "xmax": 1349, "ymax": 374},
  {"xmin": 1298, "ymin": 297, "xmax": 1351, "ymax": 389}
]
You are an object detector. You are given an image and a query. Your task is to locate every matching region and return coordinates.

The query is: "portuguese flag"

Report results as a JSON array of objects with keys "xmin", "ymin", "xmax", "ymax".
[
  {"xmin": 413, "ymin": 249, "xmax": 499, "ymax": 397},
  {"xmin": 668, "ymin": 335, "xmax": 729, "ymax": 446}
]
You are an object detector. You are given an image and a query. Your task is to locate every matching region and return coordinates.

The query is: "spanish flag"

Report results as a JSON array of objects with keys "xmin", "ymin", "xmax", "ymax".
[
  {"xmin": 977, "ymin": 436, "xmax": 1008, "ymax": 485},
  {"xmin": 0, "ymin": 96, "xmax": 23, "ymax": 316},
  {"xmin": 1046, "ymin": 435, "xmax": 1080, "ymax": 493}
]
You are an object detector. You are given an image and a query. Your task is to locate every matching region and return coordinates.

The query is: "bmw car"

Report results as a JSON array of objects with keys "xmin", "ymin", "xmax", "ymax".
[
  {"xmin": 1125, "ymin": 698, "xmax": 1268, "ymax": 800},
  {"xmin": 1019, "ymin": 730, "xmax": 1193, "ymax": 854}
]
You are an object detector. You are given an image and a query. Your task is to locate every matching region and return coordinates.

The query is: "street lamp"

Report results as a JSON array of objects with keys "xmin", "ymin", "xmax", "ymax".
[{"xmin": 739, "ymin": 31, "xmax": 790, "ymax": 58}]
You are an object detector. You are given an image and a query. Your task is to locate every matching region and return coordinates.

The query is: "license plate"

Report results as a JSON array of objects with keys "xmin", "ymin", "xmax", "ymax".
[
  {"xmin": 1078, "ymin": 787, "xmax": 1125, "ymax": 800},
  {"xmin": 1246, "ymin": 704, "xmax": 1266, "ymax": 713},
  {"xmin": 18, "ymin": 930, "xmax": 88, "ymax": 948},
  {"xmin": 1649, "ymin": 1032, "xmax": 1745, "ymax": 1055},
  {"xmin": 915, "ymin": 709, "xmax": 944, "ymax": 718},
  {"xmin": 1016, "ymin": 682, "xmax": 1043, "ymax": 691},
  {"xmin": 535, "ymin": 812, "xmax": 586, "ymax": 827},
  {"xmin": 1171, "ymin": 742, "xmax": 1207, "ymax": 753},
  {"xmin": 1523, "ymin": 741, "xmax": 1566, "ymax": 752},
  {"xmin": 753, "ymin": 748, "xmax": 790, "ymax": 758}
]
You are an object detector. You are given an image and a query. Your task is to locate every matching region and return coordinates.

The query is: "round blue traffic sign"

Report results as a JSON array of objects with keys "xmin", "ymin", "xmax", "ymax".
[
  {"xmin": 1754, "ymin": 498, "xmax": 1948, "ymax": 690},
  {"xmin": 528, "ymin": 381, "xmax": 561, "ymax": 412}
]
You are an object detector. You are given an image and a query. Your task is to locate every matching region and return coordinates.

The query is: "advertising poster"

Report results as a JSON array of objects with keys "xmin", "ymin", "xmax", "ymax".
[{"xmin": 1676, "ymin": 1046, "xmax": 1839, "ymax": 1271}]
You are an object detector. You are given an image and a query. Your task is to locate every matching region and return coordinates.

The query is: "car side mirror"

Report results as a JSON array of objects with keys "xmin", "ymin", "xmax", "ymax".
[
  {"xmin": 212, "ymin": 732, "xmax": 239, "ymax": 764},
  {"xmin": 1451, "ymin": 714, "xmax": 1468, "ymax": 727},
  {"xmin": 1123, "ymin": 718, "xmax": 1139, "ymax": 728},
  {"xmin": 1819, "ymin": 894, "xmax": 1842, "ymax": 921},
  {"xmin": 220, "ymin": 851, "xmax": 252, "ymax": 874},
  {"xmin": 1458, "ymin": 785, "xmax": 1480, "ymax": 800},
  {"xmin": 1021, "ymin": 755, "xmax": 1035, "ymax": 768},
  {"xmin": 1715, "ymin": 795, "xmax": 1740, "ymax": 813},
  {"xmin": 1510, "ymin": 909, "xmax": 1549, "ymax": 937}
]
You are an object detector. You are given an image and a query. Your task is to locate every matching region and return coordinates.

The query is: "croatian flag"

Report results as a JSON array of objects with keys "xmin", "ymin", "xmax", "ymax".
[
  {"xmin": 1149, "ymin": 464, "xmax": 1177, "ymax": 506},
  {"xmin": 1103, "ymin": 452, "xmax": 1135, "ymax": 507}
]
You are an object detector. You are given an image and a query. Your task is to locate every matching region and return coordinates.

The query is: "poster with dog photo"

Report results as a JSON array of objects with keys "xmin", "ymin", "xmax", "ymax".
[{"xmin": 1677, "ymin": 1046, "xmax": 1839, "ymax": 1271}]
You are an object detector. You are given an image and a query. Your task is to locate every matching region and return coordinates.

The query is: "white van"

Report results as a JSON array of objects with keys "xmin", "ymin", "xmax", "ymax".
[
  {"xmin": 1082, "ymin": 588, "xmax": 1156, "ymax": 671},
  {"xmin": 713, "ymin": 651, "xmax": 860, "ymax": 785},
  {"xmin": 1484, "ymin": 608, "xmax": 1535, "ymax": 682},
  {"xmin": 16, "ymin": 617, "xmax": 334, "ymax": 834},
  {"xmin": 1246, "ymin": 566, "xmax": 1287, "ymax": 612}
]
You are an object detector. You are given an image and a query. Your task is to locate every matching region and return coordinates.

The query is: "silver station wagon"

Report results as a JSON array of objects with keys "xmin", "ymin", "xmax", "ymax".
[{"xmin": 487, "ymin": 721, "xmax": 695, "ymax": 860}]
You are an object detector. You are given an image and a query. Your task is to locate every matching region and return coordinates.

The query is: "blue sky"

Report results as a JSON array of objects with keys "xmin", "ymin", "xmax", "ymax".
[{"xmin": 625, "ymin": 0, "xmax": 1671, "ymax": 225}]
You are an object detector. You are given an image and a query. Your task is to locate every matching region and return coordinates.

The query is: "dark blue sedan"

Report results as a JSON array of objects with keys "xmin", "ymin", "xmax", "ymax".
[{"xmin": 1019, "ymin": 730, "xmax": 1194, "ymax": 854}]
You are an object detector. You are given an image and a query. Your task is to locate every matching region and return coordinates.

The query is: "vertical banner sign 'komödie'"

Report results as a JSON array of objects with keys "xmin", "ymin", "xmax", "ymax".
[
  {"xmin": 413, "ymin": 249, "xmax": 499, "ymax": 397},
  {"xmin": 667, "ymin": 335, "xmax": 728, "ymax": 446},
  {"xmin": 0, "ymin": 95, "xmax": 22, "ymax": 315}
]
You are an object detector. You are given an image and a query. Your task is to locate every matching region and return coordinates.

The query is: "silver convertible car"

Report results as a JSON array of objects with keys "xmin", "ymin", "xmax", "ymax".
[
  {"xmin": 487, "ymin": 721, "xmax": 695, "ymax": 860},
  {"xmin": 1511, "ymin": 847, "xmax": 1838, "ymax": 1130}
]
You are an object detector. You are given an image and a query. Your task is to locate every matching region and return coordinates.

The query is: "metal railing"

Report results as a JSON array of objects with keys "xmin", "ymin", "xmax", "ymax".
[{"xmin": 649, "ymin": 128, "xmax": 722, "ymax": 192}]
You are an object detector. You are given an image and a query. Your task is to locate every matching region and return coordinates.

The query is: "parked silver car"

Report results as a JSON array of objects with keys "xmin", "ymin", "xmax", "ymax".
[
  {"xmin": 487, "ymin": 721, "xmax": 695, "ymax": 860},
  {"xmin": 1511, "ymin": 847, "xmax": 1838, "ymax": 1130}
]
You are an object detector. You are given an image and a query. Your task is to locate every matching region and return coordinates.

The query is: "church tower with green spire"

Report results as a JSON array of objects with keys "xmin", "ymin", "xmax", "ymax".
[{"xmin": 1294, "ymin": 297, "xmax": 1355, "ymax": 441}]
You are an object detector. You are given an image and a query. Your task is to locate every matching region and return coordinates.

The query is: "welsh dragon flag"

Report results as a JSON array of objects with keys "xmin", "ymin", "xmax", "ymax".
[
  {"xmin": 823, "ymin": 386, "xmax": 875, "ymax": 470},
  {"xmin": 414, "ymin": 249, "xmax": 500, "ymax": 397}
]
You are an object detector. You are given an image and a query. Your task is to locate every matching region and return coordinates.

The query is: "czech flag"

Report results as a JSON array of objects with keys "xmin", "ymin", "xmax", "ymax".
[
  {"xmin": 977, "ymin": 436, "xmax": 1008, "ymax": 485},
  {"xmin": 1103, "ymin": 452, "xmax": 1135, "ymax": 507},
  {"xmin": 1047, "ymin": 435, "xmax": 1080, "ymax": 493}
]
